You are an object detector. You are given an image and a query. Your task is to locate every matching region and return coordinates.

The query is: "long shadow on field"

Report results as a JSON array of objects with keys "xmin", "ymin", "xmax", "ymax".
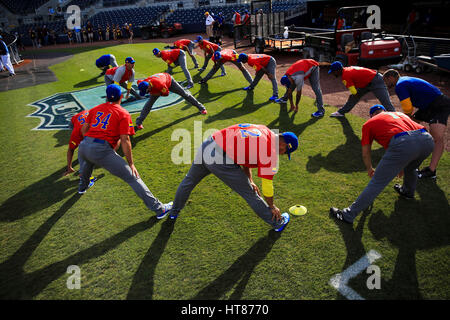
[
  {"xmin": 192, "ymin": 231, "xmax": 281, "ymax": 300},
  {"xmin": 131, "ymin": 112, "xmax": 198, "ymax": 148},
  {"xmin": 306, "ymin": 117, "xmax": 384, "ymax": 174},
  {"xmin": 126, "ymin": 218, "xmax": 175, "ymax": 299},
  {"xmin": 73, "ymin": 74, "xmax": 103, "ymax": 88},
  {"xmin": 0, "ymin": 211, "xmax": 160, "ymax": 299},
  {"xmin": 267, "ymin": 102, "xmax": 319, "ymax": 136},
  {"xmin": 0, "ymin": 165, "xmax": 86, "ymax": 222},
  {"xmin": 365, "ymin": 179, "xmax": 450, "ymax": 299},
  {"xmin": 204, "ymin": 90, "xmax": 272, "ymax": 124},
  {"xmin": 195, "ymin": 82, "xmax": 243, "ymax": 104},
  {"xmin": 53, "ymin": 129, "xmax": 71, "ymax": 147}
]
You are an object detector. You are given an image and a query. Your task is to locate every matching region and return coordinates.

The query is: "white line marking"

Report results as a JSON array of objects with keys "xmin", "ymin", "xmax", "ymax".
[{"xmin": 329, "ymin": 249, "xmax": 382, "ymax": 300}]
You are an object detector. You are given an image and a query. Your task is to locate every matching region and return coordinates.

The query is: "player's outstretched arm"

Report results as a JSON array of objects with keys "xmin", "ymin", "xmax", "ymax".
[{"xmin": 63, "ymin": 147, "xmax": 76, "ymax": 176}]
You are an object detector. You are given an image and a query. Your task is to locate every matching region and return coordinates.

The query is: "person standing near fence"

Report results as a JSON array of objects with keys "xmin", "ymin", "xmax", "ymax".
[
  {"xmin": 232, "ymin": 10, "xmax": 242, "ymax": 41},
  {"xmin": 0, "ymin": 36, "xmax": 15, "ymax": 77},
  {"xmin": 205, "ymin": 12, "xmax": 215, "ymax": 40}
]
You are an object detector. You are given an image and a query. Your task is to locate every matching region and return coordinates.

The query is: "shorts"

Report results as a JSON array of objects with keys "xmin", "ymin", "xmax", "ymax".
[{"xmin": 413, "ymin": 94, "xmax": 450, "ymax": 126}]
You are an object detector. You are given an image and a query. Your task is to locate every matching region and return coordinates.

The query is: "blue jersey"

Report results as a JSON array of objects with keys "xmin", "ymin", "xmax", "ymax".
[
  {"xmin": 395, "ymin": 76, "xmax": 442, "ymax": 110},
  {"xmin": 95, "ymin": 54, "xmax": 111, "ymax": 68},
  {"xmin": 0, "ymin": 40, "xmax": 8, "ymax": 55}
]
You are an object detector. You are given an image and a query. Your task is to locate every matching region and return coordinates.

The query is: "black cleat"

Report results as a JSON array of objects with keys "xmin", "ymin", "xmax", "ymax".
[
  {"xmin": 417, "ymin": 167, "xmax": 436, "ymax": 179},
  {"xmin": 329, "ymin": 207, "xmax": 352, "ymax": 224},
  {"xmin": 393, "ymin": 184, "xmax": 414, "ymax": 200}
]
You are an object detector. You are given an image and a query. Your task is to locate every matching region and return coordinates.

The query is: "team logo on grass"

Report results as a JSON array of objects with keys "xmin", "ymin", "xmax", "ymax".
[{"xmin": 27, "ymin": 83, "xmax": 184, "ymax": 130}]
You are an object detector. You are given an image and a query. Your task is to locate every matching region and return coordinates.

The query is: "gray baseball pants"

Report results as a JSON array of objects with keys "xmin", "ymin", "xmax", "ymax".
[
  {"xmin": 249, "ymin": 57, "xmax": 278, "ymax": 96},
  {"xmin": 166, "ymin": 50, "xmax": 193, "ymax": 86},
  {"xmin": 200, "ymin": 46, "xmax": 225, "ymax": 74},
  {"xmin": 171, "ymin": 137, "xmax": 285, "ymax": 230},
  {"xmin": 338, "ymin": 73, "xmax": 395, "ymax": 114},
  {"xmin": 202, "ymin": 60, "xmax": 252, "ymax": 84},
  {"xmin": 104, "ymin": 76, "xmax": 141, "ymax": 99},
  {"xmin": 186, "ymin": 42, "xmax": 199, "ymax": 68},
  {"xmin": 341, "ymin": 130, "xmax": 434, "ymax": 223},
  {"xmin": 135, "ymin": 78, "xmax": 206, "ymax": 126},
  {"xmin": 78, "ymin": 136, "xmax": 165, "ymax": 215}
]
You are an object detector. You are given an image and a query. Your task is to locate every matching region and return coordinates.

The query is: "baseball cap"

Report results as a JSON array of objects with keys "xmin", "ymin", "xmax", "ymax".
[
  {"xmin": 237, "ymin": 53, "xmax": 248, "ymax": 63},
  {"xmin": 369, "ymin": 104, "xmax": 386, "ymax": 116},
  {"xmin": 214, "ymin": 51, "xmax": 221, "ymax": 61},
  {"xmin": 152, "ymin": 48, "xmax": 160, "ymax": 55},
  {"xmin": 281, "ymin": 132, "xmax": 299, "ymax": 160},
  {"xmin": 125, "ymin": 56, "xmax": 135, "ymax": 64},
  {"xmin": 194, "ymin": 35, "xmax": 203, "ymax": 43},
  {"xmin": 137, "ymin": 80, "xmax": 150, "ymax": 96},
  {"xmin": 204, "ymin": 12, "xmax": 209, "ymax": 16},
  {"xmin": 280, "ymin": 75, "xmax": 290, "ymax": 87},
  {"xmin": 328, "ymin": 61, "xmax": 343, "ymax": 74},
  {"xmin": 106, "ymin": 84, "xmax": 122, "ymax": 101}
]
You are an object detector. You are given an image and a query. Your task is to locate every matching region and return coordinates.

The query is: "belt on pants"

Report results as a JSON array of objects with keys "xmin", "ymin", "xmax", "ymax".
[
  {"xmin": 93, "ymin": 138, "xmax": 106, "ymax": 144},
  {"xmin": 394, "ymin": 128, "xmax": 427, "ymax": 139}
]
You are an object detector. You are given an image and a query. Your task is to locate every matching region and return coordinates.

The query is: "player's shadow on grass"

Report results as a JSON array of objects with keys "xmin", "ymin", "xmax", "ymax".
[
  {"xmin": 204, "ymin": 90, "xmax": 272, "ymax": 124},
  {"xmin": 131, "ymin": 112, "xmax": 198, "ymax": 148},
  {"xmin": 267, "ymin": 103, "xmax": 319, "ymax": 136},
  {"xmin": 73, "ymin": 74, "xmax": 104, "ymax": 88},
  {"xmin": 192, "ymin": 231, "xmax": 281, "ymax": 300},
  {"xmin": 306, "ymin": 117, "xmax": 384, "ymax": 174},
  {"xmin": 126, "ymin": 218, "xmax": 175, "ymax": 299},
  {"xmin": 0, "ymin": 165, "xmax": 99, "ymax": 222},
  {"xmin": 365, "ymin": 179, "xmax": 450, "ymax": 299},
  {"xmin": 53, "ymin": 129, "xmax": 71, "ymax": 147},
  {"xmin": 195, "ymin": 82, "xmax": 244, "ymax": 104},
  {"xmin": 0, "ymin": 211, "xmax": 160, "ymax": 299}
]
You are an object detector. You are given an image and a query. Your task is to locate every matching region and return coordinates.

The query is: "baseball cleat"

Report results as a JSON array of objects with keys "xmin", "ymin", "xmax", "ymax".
[
  {"xmin": 220, "ymin": 72, "xmax": 227, "ymax": 77},
  {"xmin": 185, "ymin": 83, "xmax": 194, "ymax": 89},
  {"xmin": 169, "ymin": 213, "xmax": 178, "ymax": 220},
  {"xmin": 157, "ymin": 202, "xmax": 173, "ymax": 219},
  {"xmin": 393, "ymin": 184, "xmax": 415, "ymax": 199},
  {"xmin": 330, "ymin": 111, "xmax": 345, "ymax": 117},
  {"xmin": 243, "ymin": 86, "xmax": 253, "ymax": 91},
  {"xmin": 311, "ymin": 111, "xmax": 325, "ymax": 118},
  {"xmin": 78, "ymin": 176, "xmax": 97, "ymax": 194},
  {"xmin": 135, "ymin": 124, "xmax": 144, "ymax": 131},
  {"xmin": 201, "ymin": 109, "xmax": 208, "ymax": 115},
  {"xmin": 417, "ymin": 167, "xmax": 436, "ymax": 179},
  {"xmin": 329, "ymin": 208, "xmax": 352, "ymax": 224},
  {"xmin": 274, "ymin": 213, "xmax": 290, "ymax": 232},
  {"xmin": 269, "ymin": 95, "xmax": 278, "ymax": 101},
  {"xmin": 275, "ymin": 98, "xmax": 287, "ymax": 104}
]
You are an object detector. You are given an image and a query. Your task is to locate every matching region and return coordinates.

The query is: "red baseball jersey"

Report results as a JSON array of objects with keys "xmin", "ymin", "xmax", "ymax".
[
  {"xmin": 85, "ymin": 102, "xmax": 135, "ymax": 149},
  {"xmin": 234, "ymin": 12, "xmax": 241, "ymax": 24},
  {"xmin": 106, "ymin": 65, "xmax": 133, "ymax": 84},
  {"xmin": 212, "ymin": 49, "xmax": 238, "ymax": 63},
  {"xmin": 174, "ymin": 39, "xmax": 191, "ymax": 50},
  {"xmin": 142, "ymin": 73, "xmax": 172, "ymax": 96},
  {"xmin": 342, "ymin": 66, "xmax": 377, "ymax": 89},
  {"xmin": 198, "ymin": 40, "xmax": 219, "ymax": 55},
  {"xmin": 212, "ymin": 124, "xmax": 278, "ymax": 180},
  {"xmin": 247, "ymin": 54, "xmax": 272, "ymax": 71},
  {"xmin": 285, "ymin": 59, "xmax": 319, "ymax": 79},
  {"xmin": 69, "ymin": 110, "xmax": 89, "ymax": 150},
  {"xmin": 361, "ymin": 112, "xmax": 425, "ymax": 149},
  {"xmin": 160, "ymin": 49, "xmax": 181, "ymax": 65}
]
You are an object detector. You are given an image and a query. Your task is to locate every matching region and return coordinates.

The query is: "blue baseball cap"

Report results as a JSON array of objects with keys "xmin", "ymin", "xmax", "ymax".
[
  {"xmin": 194, "ymin": 35, "xmax": 203, "ymax": 43},
  {"xmin": 369, "ymin": 104, "xmax": 386, "ymax": 116},
  {"xmin": 237, "ymin": 53, "xmax": 248, "ymax": 63},
  {"xmin": 280, "ymin": 75, "xmax": 290, "ymax": 87},
  {"xmin": 281, "ymin": 132, "xmax": 299, "ymax": 160},
  {"xmin": 125, "ymin": 56, "xmax": 135, "ymax": 64},
  {"xmin": 214, "ymin": 51, "xmax": 221, "ymax": 60},
  {"xmin": 138, "ymin": 81, "xmax": 149, "ymax": 96},
  {"xmin": 328, "ymin": 61, "xmax": 343, "ymax": 74},
  {"xmin": 152, "ymin": 48, "xmax": 160, "ymax": 56},
  {"xmin": 106, "ymin": 84, "xmax": 122, "ymax": 101}
]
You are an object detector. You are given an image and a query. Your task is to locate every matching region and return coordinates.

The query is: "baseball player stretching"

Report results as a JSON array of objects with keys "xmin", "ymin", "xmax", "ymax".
[
  {"xmin": 194, "ymin": 36, "xmax": 226, "ymax": 75},
  {"xmin": 330, "ymin": 105, "xmax": 434, "ymax": 224},
  {"xmin": 95, "ymin": 54, "xmax": 118, "ymax": 76},
  {"xmin": 328, "ymin": 61, "xmax": 395, "ymax": 117},
  {"xmin": 199, "ymin": 49, "xmax": 252, "ymax": 84},
  {"xmin": 104, "ymin": 56, "xmax": 142, "ymax": 100},
  {"xmin": 78, "ymin": 84, "xmax": 173, "ymax": 216},
  {"xmin": 161, "ymin": 123, "xmax": 299, "ymax": 234},
  {"xmin": 277, "ymin": 59, "xmax": 326, "ymax": 117},
  {"xmin": 135, "ymin": 72, "xmax": 207, "ymax": 130},
  {"xmin": 237, "ymin": 53, "xmax": 278, "ymax": 101},
  {"xmin": 153, "ymin": 48, "xmax": 194, "ymax": 89},
  {"xmin": 165, "ymin": 39, "xmax": 199, "ymax": 69},
  {"xmin": 0, "ymin": 36, "xmax": 15, "ymax": 77},
  {"xmin": 383, "ymin": 69, "xmax": 450, "ymax": 179}
]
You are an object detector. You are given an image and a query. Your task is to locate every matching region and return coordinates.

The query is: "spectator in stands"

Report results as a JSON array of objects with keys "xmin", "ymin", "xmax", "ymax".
[
  {"xmin": 87, "ymin": 22, "xmax": 94, "ymax": 44},
  {"xmin": 205, "ymin": 12, "xmax": 214, "ymax": 40},
  {"xmin": 128, "ymin": 24, "xmax": 133, "ymax": 44},
  {"xmin": 37, "ymin": 27, "xmax": 43, "ymax": 48},
  {"xmin": 105, "ymin": 24, "xmax": 110, "ymax": 41},
  {"xmin": 116, "ymin": 25, "xmax": 122, "ymax": 41},
  {"xmin": 113, "ymin": 25, "xmax": 117, "ymax": 41},
  {"xmin": 242, "ymin": 10, "xmax": 250, "ymax": 39},
  {"xmin": 65, "ymin": 27, "xmax": 73, "ymax": 45},
  {"xmin": 29, "ymin": 28, "xmax": 38, "ymax": 49},
  {"xmin": 97, "ymin": 25, "xmax": 103, "ymax": 41},
  {"xmin": 122, "ymin": 24, "xmax": 129, "ymax": 41},
  {"xmin": 232, "ymin": 10, "xmax": 241, "ymax": 41},
  {"xmin": 82, "ymin": 27, "xmax": 88, "ymax": 43},
  {"xmin": 404, "ymin": 8, "xmax": 419, "ymax": 35},
  {"xmin": 216, "ymin": 12, "xmax": 225, "ymax": 39},
  {"xmin": 75, "ymin": 26, "xmax": 82, "ymax": 43},
  {"xmin": 334, "ymin": 13, "xmax": 346, "ymax": 30}
]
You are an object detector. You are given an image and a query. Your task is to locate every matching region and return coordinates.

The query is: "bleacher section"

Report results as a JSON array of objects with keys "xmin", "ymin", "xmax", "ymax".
[
  {"xmin": 64, "ymin": 0, "xmax": 100, "ymax": 10},
  {"xmin": 103, "ymin": 0, "xmax": 138, "ymax": 7},
  {"xmin": 0, "ymin": 0, "xmax": 49, "ymax": 15}
]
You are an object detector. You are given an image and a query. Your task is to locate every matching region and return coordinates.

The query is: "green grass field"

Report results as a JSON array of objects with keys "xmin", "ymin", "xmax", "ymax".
[{"xmin": 0, "ymin": 43, "xmax": 449, "ymax": 300}]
